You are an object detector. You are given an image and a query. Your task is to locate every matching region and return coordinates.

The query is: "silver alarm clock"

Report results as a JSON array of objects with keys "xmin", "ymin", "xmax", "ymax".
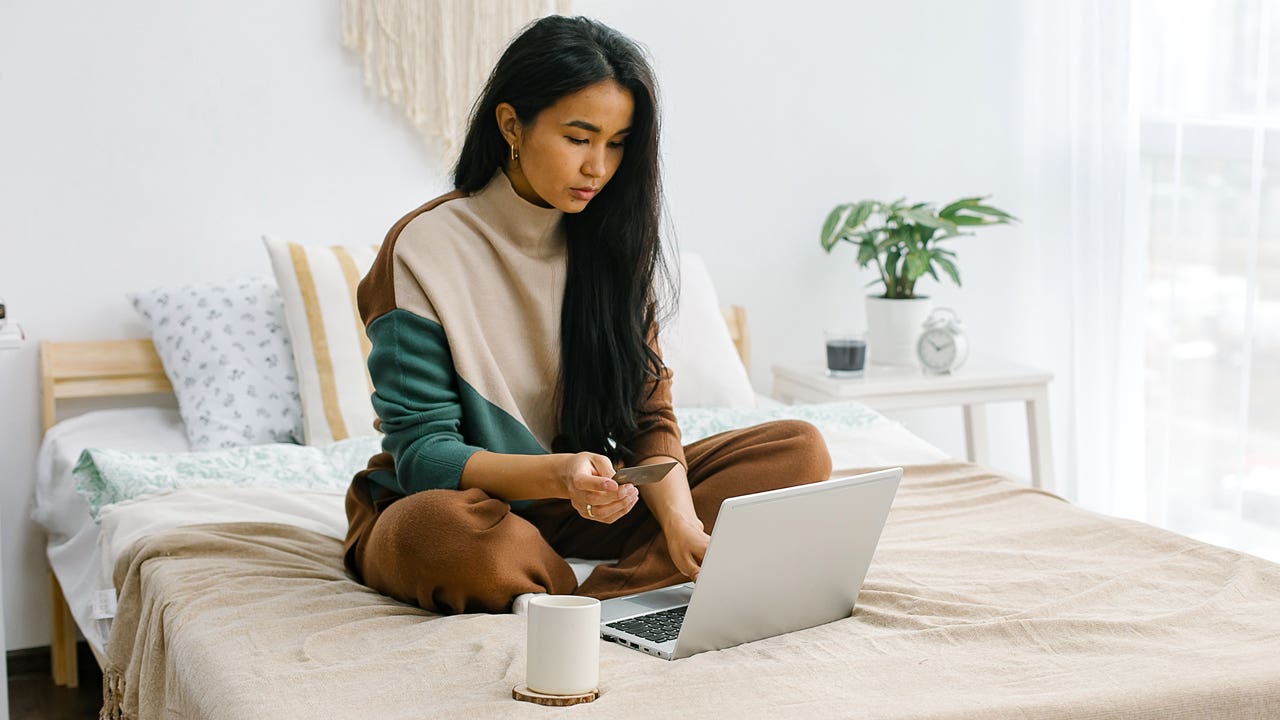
[{"xmin": 917, "ymin": 307, "xmax": 968, "ymax": 374}]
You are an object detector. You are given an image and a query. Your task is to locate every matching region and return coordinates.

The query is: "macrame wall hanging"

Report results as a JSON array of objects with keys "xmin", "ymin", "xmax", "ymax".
[{"xmin": 342, "ymin": 0, "xmax": 573, "ymax": 163}]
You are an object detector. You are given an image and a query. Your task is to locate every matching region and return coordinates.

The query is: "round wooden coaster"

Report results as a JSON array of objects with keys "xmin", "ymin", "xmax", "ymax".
[{"xmin": 512, "ymin": 684, "xmax": 600, "ymax": 706}]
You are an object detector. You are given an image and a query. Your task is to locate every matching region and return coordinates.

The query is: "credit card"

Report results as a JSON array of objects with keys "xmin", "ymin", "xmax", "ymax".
[{"xmin": 613, "ymin": 461, "xmax": 678, "ymax": 486}]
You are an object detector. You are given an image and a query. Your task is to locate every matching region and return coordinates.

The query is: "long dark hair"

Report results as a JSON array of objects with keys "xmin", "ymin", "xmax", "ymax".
[{"xmin": 452, "ymin": 15, "xmax": 671, "ymax": 459}]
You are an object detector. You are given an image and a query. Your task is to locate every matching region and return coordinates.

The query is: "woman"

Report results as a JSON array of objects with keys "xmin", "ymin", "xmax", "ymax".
[{"xmin": 344, "ymin": 15, "xmax": 831, "ymax": 615}]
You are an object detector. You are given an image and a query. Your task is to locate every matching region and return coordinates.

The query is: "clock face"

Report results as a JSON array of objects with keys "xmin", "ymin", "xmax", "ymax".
[{"xmin": 918, "ymin": 329, "xmax": 957, "ymax": 370}]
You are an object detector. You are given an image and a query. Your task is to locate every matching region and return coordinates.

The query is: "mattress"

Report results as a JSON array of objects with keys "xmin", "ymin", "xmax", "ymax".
[
  {"xmin": 33, "ymin": 407, "xmax": 191, "ymax": 656},
  {"xmin": 34, "ymin": 402, "xmax": 950, "ymax": 658}
]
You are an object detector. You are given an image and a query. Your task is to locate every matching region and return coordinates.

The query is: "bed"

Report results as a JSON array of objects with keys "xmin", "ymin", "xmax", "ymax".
[{"xmin": 31, "ymin": 254, "xmax": 1280, "ymax": 719}]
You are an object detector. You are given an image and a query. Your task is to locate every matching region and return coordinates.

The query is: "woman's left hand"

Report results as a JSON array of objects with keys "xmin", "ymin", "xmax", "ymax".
[{"xmin": 662, "ymin": 515, "xmax": 710, "ymax": 582}]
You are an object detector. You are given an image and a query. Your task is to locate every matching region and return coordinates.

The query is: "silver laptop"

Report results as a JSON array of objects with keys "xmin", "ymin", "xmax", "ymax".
[{"xmin": 600, "ymin": 467, "xmax": 901, "ymax": 660}]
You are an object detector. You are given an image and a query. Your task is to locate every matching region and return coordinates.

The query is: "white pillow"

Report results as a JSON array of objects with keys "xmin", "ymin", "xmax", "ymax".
[
  {"xmin": 659, "ymin": 253, "xmax": 757, "ymax": 408},
  {"xmin": 129, "ymin": 278, "xmax": 305, "ymax": 450},
  {"xmin": 263, "ymin": 235, "xmax": 381, "ymax": 445}
]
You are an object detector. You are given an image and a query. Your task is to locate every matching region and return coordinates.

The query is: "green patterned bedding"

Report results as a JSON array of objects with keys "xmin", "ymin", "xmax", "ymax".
[
  {"xmin": 675, "ymin": 400, "xmax": 882, "ymax": 443},
  {"xmin": 74, "ymin": 437, "xmax": 377, "ymax": 520}
]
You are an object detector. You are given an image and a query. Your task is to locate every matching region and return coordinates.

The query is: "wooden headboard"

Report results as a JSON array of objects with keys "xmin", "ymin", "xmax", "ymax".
[
  {"xmin": 38, "ymin": 306, "xmax": 751, "ymax": 429},
  {"xmin": 40, "ymin": 338, "xmax": 173, "ymax": 432},
  {"xmin": 721, "ymin": 305, "xmax": 750, "ymax": 373}
]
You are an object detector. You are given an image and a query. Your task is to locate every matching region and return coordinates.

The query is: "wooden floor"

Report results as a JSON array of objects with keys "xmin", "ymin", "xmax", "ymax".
[{"xmin": 7, "ymin": 644, "xmax": 102, "ymax": 720}]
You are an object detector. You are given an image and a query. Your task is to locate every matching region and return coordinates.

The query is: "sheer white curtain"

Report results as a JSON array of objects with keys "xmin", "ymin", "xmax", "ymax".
[
  {"xmin": 1020, "ymin": 0, "xmax": 1280, "ymax": 561},
  {"xmin": 1016, "ymin": 0, "xmax": 1147, "ymax": 518},
  {"xmin": 1135, "ymin": 0, "xmax": 1280, "ymax": 561}
]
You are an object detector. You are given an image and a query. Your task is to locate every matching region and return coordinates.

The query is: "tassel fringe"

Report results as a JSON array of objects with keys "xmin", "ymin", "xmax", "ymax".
[
  {"xmin": 340, "ymin": 0, "xmax": 573, "ymax": 163},
  {"xmin": 101, "ymin": 667, "xmax": 127, "ymax": 720}
]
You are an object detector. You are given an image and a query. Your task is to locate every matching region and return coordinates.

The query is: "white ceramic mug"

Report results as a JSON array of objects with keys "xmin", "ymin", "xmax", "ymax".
[{"xmin": 526, "ymin": 595, "xmax": 600, "ymax": 696}]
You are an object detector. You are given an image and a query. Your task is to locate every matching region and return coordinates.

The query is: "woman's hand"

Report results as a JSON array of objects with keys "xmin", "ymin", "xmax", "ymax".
[
  {"xmin": 558, "ymin": 452, "xmax": 638, "ymax": 524},
  {"xmin": 662, "ymin": 515, "xmax": 710, "ymax": 582},
  {"xmin": 628, "ymin": 457, "xmax": 706, "ymax": 581}
]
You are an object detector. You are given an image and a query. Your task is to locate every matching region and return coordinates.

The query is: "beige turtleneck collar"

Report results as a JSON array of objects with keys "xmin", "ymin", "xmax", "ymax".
[{"xmin": 469, "ymin": 168, "xmax": 566, "ymax": 258}]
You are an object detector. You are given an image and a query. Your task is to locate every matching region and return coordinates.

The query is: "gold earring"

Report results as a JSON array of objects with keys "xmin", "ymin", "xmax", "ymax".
[{"xmin": 510, "ymin": 144, "xmax": 519, "ymax": 162}]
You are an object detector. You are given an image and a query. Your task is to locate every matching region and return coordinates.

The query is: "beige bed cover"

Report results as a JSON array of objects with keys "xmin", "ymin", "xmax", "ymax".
[{"xmin": 102, "ymin": 463, "xmax": 1280, "ymax": 719}]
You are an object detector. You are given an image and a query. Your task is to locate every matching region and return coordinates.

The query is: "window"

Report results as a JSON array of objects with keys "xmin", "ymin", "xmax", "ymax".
[{"xmin": 1137, "ymin": 0, "xmax": 1280, "ymax": 560}]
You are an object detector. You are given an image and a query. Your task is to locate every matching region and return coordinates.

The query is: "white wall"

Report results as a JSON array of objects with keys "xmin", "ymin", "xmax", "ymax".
[
  {"xmin": 0, "ymin": 1, "xmax": 447, "ymax": 650},
  {"xmin": 0, "ymin": 1, "xmax": 1062, "ymax": 651},
  {"xmin": 574, "ymin": 0, "xmax": 1052, "ymax": 474}
]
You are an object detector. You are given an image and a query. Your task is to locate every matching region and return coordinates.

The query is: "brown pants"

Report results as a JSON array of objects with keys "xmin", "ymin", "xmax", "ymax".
[{"xmin": 345, "ymin": 420, "xmax": 832, "ymax": 614}]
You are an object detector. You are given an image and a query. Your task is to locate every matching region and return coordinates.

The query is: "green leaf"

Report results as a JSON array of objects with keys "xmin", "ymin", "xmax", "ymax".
[
  {"xmin": 820, "ymin": 203, "xmax": 853, "ymax": 251},
  {"xmin": 934, "ymin": 255, "xmax": 961, "ymax": 286},
  {"xmin": 950, "ymin": 213, "xmax": 998, "ymax": 226},
  {"xmin": 904, "ymin": 250, "xmax": 929, "ymax": 281},
  {"xmin": 900, "ymin": 207, "xmax": 945, "ymax": 229},
  {"xmin": 901, "ymin": 226, "xmax": 919, "ymax": 252},
  {"xmin": 856, "ymin": 238, "xmax": 878, "ymax": 265},
  {"xmin": 877, "ymin": 232, "xmax": 905, "ymax": 252},
  {"xmin": 843, "ymin": 201, "xmax": 874, "ymax": 233},
  {"xmin": 885, "ymin": 248, "xmax": 901, "ymax": 290},
  {"xmin": 969, "ymin": 204, "xmax": 1018, "ymax": 221},
  {"xmin": 938, "ymin": 196, "xmax": 987, "ymax": 218}
]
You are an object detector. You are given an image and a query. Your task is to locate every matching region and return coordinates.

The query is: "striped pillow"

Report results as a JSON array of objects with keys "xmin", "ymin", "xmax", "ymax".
[{"xmin": 263, "ymin": 235, "xmax": 380, "ymax": 445}]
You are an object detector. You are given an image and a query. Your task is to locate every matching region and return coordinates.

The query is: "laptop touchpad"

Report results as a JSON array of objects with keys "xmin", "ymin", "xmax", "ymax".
[{"xmin": 601, "ymin": 584, "xmax": 695, "ymax": 623}]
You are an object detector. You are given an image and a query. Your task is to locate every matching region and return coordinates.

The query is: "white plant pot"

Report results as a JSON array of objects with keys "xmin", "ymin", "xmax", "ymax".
[{"xmin": 864, "ymin": 295, "xmax": 933, "ymax": 366}]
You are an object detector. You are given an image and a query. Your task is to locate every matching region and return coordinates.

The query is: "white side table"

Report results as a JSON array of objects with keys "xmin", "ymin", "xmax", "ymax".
[{"xmin": 772, "ymin": 354, "xmax": 1055, "ymax": 491}]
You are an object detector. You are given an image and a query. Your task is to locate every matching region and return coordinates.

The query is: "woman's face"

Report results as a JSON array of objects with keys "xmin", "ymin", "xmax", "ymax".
[{"xmin": 497, "ymin": 80, "xmax": 635, "ymax": 213}]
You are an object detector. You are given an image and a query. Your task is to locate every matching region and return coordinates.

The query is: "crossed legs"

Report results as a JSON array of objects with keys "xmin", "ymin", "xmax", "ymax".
[{"xmin": 350, "ymin": 420, "xmax": 832, "ymax": 614}]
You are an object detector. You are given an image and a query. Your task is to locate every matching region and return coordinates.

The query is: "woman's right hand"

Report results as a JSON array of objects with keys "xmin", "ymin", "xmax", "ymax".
[{"xmin": 558, "ymin": 452, "xmax": 639, "ymax": 524}]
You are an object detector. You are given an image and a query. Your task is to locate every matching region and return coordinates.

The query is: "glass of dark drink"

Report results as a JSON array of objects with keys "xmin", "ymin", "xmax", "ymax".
[{"xmin": 825, "ymin": 331, "xmax": 867, "ymax": 378}]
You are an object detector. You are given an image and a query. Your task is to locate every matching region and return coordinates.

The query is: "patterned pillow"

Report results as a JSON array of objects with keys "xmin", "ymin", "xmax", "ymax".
[
  {"xmin": 262, "ymin": 236, "xmax": 381, "ymax": 445},
  {"xmin": 130, "ymin": 278, "xmax": 304, "ymax": 450}
]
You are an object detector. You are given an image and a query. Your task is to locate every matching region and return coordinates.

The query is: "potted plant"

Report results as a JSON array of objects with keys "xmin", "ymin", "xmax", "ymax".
[{"xmin": 820, "ymin": 196, "xmax": 1017, "ymax": 366}]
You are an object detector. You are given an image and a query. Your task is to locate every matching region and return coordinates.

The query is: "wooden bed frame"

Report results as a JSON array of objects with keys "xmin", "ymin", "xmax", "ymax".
[{"xmin": 37, "ymin": 308, "xmax": 751, "ymax": 687}]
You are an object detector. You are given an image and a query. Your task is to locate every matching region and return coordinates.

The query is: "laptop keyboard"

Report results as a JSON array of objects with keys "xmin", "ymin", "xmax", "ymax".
[{"xmin": 606, "ymin": 606, "xmax": 687, "ymax": 644}]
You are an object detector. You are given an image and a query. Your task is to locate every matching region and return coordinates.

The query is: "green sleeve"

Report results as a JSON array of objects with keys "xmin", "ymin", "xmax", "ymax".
[{"xmin": 366, "ymin": 309, "xmax": 484, "ymax": 495}]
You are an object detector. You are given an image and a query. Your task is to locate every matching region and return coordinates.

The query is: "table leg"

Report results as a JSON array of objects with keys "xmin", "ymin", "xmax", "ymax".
[
  {"xmin": 1026, "ymin": 386, "xmax": 1055, "ymax": 492},
  {"xmin": 962, "ymin": 404, "xmax": 990, "ymax": 466}
]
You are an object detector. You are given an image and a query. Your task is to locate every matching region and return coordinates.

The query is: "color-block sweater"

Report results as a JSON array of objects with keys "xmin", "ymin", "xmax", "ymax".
[{"xmin": 355, "ymin": 168, "xmax": 685, "ymax": 510}]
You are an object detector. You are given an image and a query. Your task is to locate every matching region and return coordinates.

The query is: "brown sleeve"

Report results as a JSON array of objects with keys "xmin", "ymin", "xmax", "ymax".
[{"xmin": 620, "ymin": 322, "xmax": 687, "ymax": 468}]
